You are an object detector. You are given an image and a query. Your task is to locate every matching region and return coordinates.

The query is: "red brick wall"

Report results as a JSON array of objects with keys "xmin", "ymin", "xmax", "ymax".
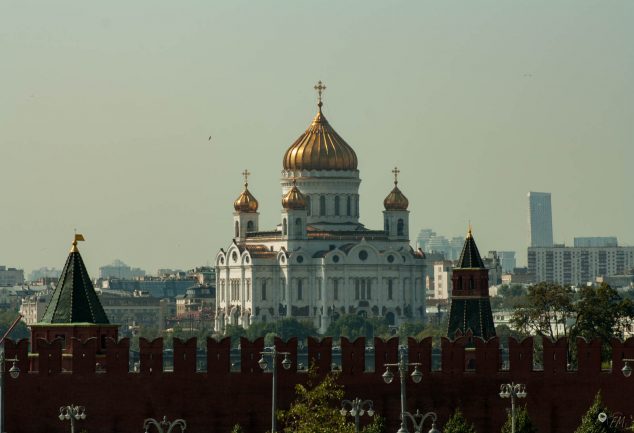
[{"xmin": 3, "ymin": 336, "xmax": 634, "ymax": 433}]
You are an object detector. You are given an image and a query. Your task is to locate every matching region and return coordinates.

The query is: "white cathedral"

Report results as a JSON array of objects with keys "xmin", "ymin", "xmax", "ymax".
[{"xmin": 214, "ymin": 82, "xmax": 426, "ymax": 334}]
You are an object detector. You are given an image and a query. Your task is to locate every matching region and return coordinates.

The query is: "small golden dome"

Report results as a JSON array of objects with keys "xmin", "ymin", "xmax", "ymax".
[
  {"xmin": 234, "ymin": 170, "xmax": 259, "ymax": 213},
  {"xmin": 384, "ymin": 167, "xmax": 409, "ymax": 210},
  {"xmin": 283, "ymin": 82, "xmax": 357, "ymax": 171},
  {"xmin": 282, "ymin": 179, "xmax": 307, "ymax": 210}
]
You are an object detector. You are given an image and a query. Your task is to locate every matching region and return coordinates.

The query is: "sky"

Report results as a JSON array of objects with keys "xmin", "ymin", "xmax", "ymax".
[{"xmin": 1, "ymin": 1, "xmax": 632, "ymax": 276}]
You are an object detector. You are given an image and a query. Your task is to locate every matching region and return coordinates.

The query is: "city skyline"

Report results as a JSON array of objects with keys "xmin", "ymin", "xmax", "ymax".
[{"xmin": 2, "ymin": 1, "xmax": 632, "ymax": 274}]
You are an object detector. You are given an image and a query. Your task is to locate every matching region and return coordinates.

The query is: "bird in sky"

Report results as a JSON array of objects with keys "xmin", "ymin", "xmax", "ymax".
[{"xmin": 208, "ymin": 136, "xmax": 212, "ymax": 142}]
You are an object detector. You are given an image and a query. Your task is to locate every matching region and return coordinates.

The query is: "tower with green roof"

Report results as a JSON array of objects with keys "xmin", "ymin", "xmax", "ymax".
[{"xmin": 30, "ymin": 235, "xmax": 118, "ymax": 360}]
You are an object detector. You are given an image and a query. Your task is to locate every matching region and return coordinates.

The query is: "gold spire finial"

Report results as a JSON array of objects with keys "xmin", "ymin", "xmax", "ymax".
[
  {"xmin": 467, "ymin": 222, "xmax": 473, "ymax": 238},
  {"xmin": 241, "ymin": 169, "xmax": 251, "ymax": 188},
  {"xmin": 314, "ymin": 80, "xmax": 326, "ymax": 112},
  {"xmin": 392, "ymin": 167, "xmax": 400, "ymax": 185},
  {"xmin": 71, "ymin": 232, "xmax": 85, "ymax": 253}
]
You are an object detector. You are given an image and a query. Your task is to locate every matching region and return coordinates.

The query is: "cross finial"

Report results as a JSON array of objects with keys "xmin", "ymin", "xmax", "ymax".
[
  {"xmin": 314, "ymin": 80, "xmax": 326, "ymax": 112},
  {"xmin": 392, "ymin": 166, "xmax": 400, "ymax": 185},
  {"xmin": 242, "ymin": 169, "xmax": 250, "ymax": 187}
]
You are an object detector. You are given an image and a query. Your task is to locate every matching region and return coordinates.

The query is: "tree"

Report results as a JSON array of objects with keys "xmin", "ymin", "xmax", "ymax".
[
  {"xmin": 500, "ymin": 405, "xmax": 538, "ymax": 433},
  {"xmin": 572, "ymin": 284, "xmax": 634, "ymax": 360},
  {"xmin": 224, "ymin": 325, "xmax": 247, "ymax": 347},
  {"xmin": 361, "ymin": 416, "xmax": 387, "ymax": 433},
  {"xmin": 0, "ymin": 308, "xmax": 29, "ymax": 341},
  {"xmin": 278, "ymin": 368, "xmax": 355, "ymax": 433},
  {"xmin": 326, "ymin": 314, "xmax": 377, "ymax": 341},
  {"xmin": 443, "ymin": 409, "xmax": 477, "ymax": 433},
  {"xmin": 510, "ymin": 283, "xmax": 574, "ymax": 341},
  {"xmin": 230, "ymin": 424, "xmax": 244, "ymax": 433},
  {"xmin": 574, "ymin": 391, "xmax": 617, "ymax": 433}
]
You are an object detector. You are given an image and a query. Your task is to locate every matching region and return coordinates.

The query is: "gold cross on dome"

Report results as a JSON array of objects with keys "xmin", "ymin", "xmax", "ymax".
[
  {"xmin": 242, "ymin": 169, "xmax": 250, "ymax": 186},
  {"xmin": 314, "ymin": 80, "xmax": 326, "ymax": 109},
  {"xmin": 392, "ymin": 167, "xmax": 400, "ymax": 184}
]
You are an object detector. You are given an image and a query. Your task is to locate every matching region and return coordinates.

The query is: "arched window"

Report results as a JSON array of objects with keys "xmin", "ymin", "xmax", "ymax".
[
  {"xmin": 283, "ymin": 218, "xmax": 288, "ymax": 235},
  {"xmin": 306, "ymin": 196, "xmax": 311, "ymax": 216},
  {"xmin": 297, "ymin": 279, "xmax": 303, "ymax": 301},
  {"xmin": 334, "ymin": 196, "xmax": 340, "ymax": 216},
  {"xmin": 320, "ymin": 195, "xmax": 326, "ymax": 216},
  {"xmin": 295, "ymin": 217, "xmax": 302, "ymax": 236},
  {"xmin": 346, "ymin": 196, "xmax": 351, "ymax": 216},
  {"xmin": 397, "ymin": 219, "xmax": 404, "ymax": 236},
  {"xmin": 234, "ymin": 221, "xmax": 239, "ymax": 238},
  {"xmin": 247, "ymin": 220, "xmax": 254, "ymax": 232}
]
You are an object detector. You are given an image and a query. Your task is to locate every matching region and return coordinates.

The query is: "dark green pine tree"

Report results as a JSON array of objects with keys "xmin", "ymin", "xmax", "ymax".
[
  {"xmin": 574, "ymin": 391, "xmax": 618, "ymax": 433},
  {"xmin": 443, "ymin": 409, "xmax": 477, "ymax": 433},
  {"xmin": 500, "ymin": 405, "xmax": 538, "ymax": 433}
]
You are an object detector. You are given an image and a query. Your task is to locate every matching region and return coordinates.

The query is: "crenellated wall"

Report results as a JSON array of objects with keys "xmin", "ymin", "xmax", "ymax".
[{"xmin": 4, "ymin": 336, "xmax": 634, "ymax": 433}]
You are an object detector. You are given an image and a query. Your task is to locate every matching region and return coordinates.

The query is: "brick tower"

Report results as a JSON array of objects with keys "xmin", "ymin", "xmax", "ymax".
[
  {"xmin": 30, "ymin": 235, "xmax": 118, "ymax": 364},
  {"xmin": 447, "ymin": 227, "xmax": 496, "ymax": 341}
]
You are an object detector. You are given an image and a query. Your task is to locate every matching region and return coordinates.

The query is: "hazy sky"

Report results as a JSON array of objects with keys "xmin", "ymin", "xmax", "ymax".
[{"xmin": 2, "ymin": 1, "xmax": 632, "ymax": 276}]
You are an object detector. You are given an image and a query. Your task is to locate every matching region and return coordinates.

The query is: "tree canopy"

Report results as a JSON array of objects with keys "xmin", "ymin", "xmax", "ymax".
[
  {"xmin": 574, "ymin": 391, "xmax": 618, "ymax": 433},
  {"xmin": 443, "ymin": 409, "xmax": 477, "ymax": 433},
  {"xmin": 500, "ymin": 405, "xmax": 538, "ymax": 433}
]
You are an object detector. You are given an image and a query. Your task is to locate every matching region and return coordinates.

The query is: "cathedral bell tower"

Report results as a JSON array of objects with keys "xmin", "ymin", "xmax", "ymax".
[
  {"xmin": 281, "ymin": 179, "xmax": 307, "ymax": 241},
  {"xmin": 233, "ymin": 170, "xmax": 259, "ymax": 243},
  {"xmin": 447, "ymin": 227, "xmax": 496, "ymax": 340},
  {"xmin": 383, "ymin": 167, "xmax": 410, "ymax": 241}
]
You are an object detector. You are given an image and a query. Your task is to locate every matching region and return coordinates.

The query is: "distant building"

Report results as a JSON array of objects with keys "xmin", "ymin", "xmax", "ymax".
[
  {"xmin": 501, "ymin": 267, "xmax": 535, "ymax": 285},
  {"xmin": 100, "ymin": 276, "xmax": 197, "ymax": 298},
  {"xmin": 28, "ymin": 267, "xmax": 61, "ymax": 282},
  {"xmin": 528, "ymin": 245, "xmax": 634, "ymax": 286},
  {"xmin": 175, "ymin": 285, "xmax": 215, "ymax": 319},
  {"xmin": 498, "ymin": 251, "xmax": 517, "ymax": 274},
  {"xmin": 574, "ymin": 237, "xmax": 618, "ymax": 248},
  {"xmin": 99, "ymin": 260, "xmax": 146, "ymax": 279},
  {"xmin": 99, "ymin": 290, "xmax": 169, "ymax": 335},
  {"xmin": 0, "ymin": 266, "xmax": 24, "ymax": 287},
  {"xmin": 416, "ymin": 229, "xmax": 436, "ymax": 251},
  {"xmin": 483, "ymin": 251, "xmax": 503, "ymax": 286},
  {"xmin": 19, "ymin": 291, "xmax": 52, "ymax": 325},
  {"xmin": 528, "ymin": 192, "xmax": 554, "ymax": 247},
  {"xmin": 433, "ymin": 260, "xmax": 453, "ymax": 300}
]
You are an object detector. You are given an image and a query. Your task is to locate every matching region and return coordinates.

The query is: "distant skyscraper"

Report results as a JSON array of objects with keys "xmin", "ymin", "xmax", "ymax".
[
  {"xmin": 497, "ymin": 251, "xmax": 517, "ymax": 274},
  {"xmin": 527, "ymin": 192, "xmax": 553, "ymax": 247}
]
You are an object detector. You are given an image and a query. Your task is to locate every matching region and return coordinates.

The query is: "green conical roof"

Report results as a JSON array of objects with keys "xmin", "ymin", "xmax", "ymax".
[
  {"xmin": 40, "ymin": 241, "xmax": 109, "ymax": 324},
  {"xmin": 457, "ymin": 229, "xmax": 485, "ymax": 269}
]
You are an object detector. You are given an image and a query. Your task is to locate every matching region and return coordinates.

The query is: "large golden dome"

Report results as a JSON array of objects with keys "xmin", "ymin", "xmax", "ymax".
[
  {"xmin": 283, "ymin": 91, "xmax": 357, "ymax": 171},
  {"xmin": 282, "ymin": 179, "xmax": 307, "ymax": 210}
]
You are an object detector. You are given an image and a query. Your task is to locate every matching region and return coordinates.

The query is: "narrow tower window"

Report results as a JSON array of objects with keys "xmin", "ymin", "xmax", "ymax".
[
  {"xmin": 320, "ymin": 195, "xmax": 326, "ymax": 216},
  {"xmin": 334, "ymin": 196, "xmax": 340, "ymax": 216},
  {"xmin": 397, "ymin": 219, "xmax": 404, "ymax": 236}
]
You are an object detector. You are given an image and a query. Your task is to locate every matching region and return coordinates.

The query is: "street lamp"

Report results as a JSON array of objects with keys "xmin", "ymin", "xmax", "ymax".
[
  {"xmin": 258, "ymin": 345, "xmax": 292, "ymax": 433},
  {"xmin": 382, "ymin": 346, "xmax": 440, "ymax": 433},
  {"xmin": 143, "ymin": 416, "xmax": 187, "ymax": 433},
  {"xmin": 58, "ymin": 405, "xmax": 87, "ymax": 433},
  {"xmin": 621, "ymin": 359, "xmax": 634, "ymax": 377},
  {"xmin": 0, "ymin": 352, "xmax": 20, "ymax": 433},
  {"xmin": 499, "ymin": 383, "xmax": 527, "ymax": 433},
  {"xmin": 340, "ymin": 397, "xmax": 375, "ymax": 433}
]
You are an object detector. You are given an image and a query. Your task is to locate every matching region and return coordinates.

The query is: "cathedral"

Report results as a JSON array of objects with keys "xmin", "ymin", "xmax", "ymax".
[{"xmin": 214, "ymin": 82, "xmax": 426, "ymax": 333}]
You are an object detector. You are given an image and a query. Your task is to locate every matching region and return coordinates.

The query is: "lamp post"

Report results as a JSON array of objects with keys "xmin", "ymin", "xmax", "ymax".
[
  {"xmin": 258, "ymin": 345, "xmax": 292, "ymax": 433},
  {"xmin": 499, "ymin": 383, "xmax": 527, "ymax": 433},
  {"xmin": 143, "ymin": 416, "xmax": 187, "ymax": 433},
  {"xmin": 340, "ymin": 397, "xmax": 374, "ymax": 433},
  {"xmin": 621, "ymin": 358, "xmax": 634, "ymax": 378},
  {"xmin": 58, "ymin": 405, "xmax": 87, "ymax": 433},
  {"xmin": 382, "ymin": 346, "xmax": 440, "ymax": 433},
  {"xmin": 0, "ymin": 352, "xmax": 20, "ymax": 433}
]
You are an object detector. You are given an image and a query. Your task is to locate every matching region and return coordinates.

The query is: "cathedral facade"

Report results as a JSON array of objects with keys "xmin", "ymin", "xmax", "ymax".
[{"xmin": 214, "ymin": 83, "xmax": 426, "ymax": 333}]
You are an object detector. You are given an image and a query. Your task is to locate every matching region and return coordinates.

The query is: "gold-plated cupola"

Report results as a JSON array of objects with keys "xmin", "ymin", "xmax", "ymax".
[
  {"xmin": 233, "ymin": 169, "xmax": 259, "ymax": 213},
  {"xmin": 282, "ymin": 179, "xmax": 307, "ymax": 210},
  {"xmin": 383, "ymin": 167, "xmax": 409, "ymax": 211},
  {"xmin": 282, "ymin": 81, "xmax": 358, "ymax": 172}
]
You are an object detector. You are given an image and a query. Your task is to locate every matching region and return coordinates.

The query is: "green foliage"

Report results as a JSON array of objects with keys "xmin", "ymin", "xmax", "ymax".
[
  {"xmin": 278, "ymin": 368, "xmax": 355, "ymax": 433},
  {"xmin": 574, "ymin": 391, "xmax": 617, "ymax": 433},
  {"xmin": 443, "ymin": 409, "xmax": 477, "ymax": 433},
  {"xmin": 230, "ymin": 424, "xmax": 244, "ymax": 433},
  {"xmin": 511, "ymin": 282, "xmax": 574, "ymax": 341},
  {"xmin": 495, "ymin": 324, "xmax": 528, "ymax": 344},
  {"xmin": 325, "ymin": 314, "xmax": 383, "ymax": 341},
  {"xmin": 224, "ymin": 325, "xmax": 247, "ymax": 347},
  {"xmin": 572, "ymin": 284, "xmax": 634, "ymax": 359},
  {"xmin": 0, "ymin": 308, "xmax": 29, "ymax": 340},
  {"xmin": 243, "ymin": 318, "xmax": 318, "ymax": 343},
  {"xmin": 362, "ymin": 416, "xmax": 386, "ymax": 433},
  {"xmin": 500, "ymin": 405, "xmax": 538, "ymax": 433},
  {"xmin": 491, "ymin": 284, "xmax": 528, "ymax": 310}
]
